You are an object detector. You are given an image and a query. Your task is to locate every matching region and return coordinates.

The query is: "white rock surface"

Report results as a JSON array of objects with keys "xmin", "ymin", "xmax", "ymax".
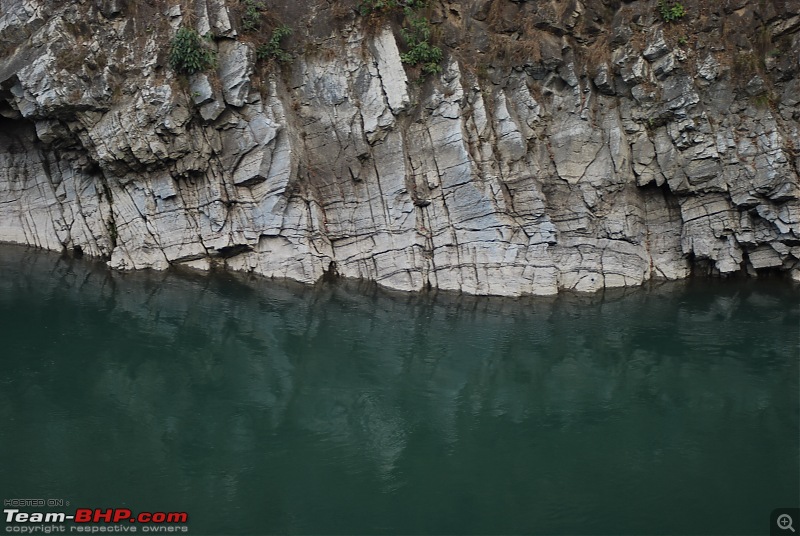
[{"xmin": 0, "ymin": 0, "xmax": 798, "ymax": 295}]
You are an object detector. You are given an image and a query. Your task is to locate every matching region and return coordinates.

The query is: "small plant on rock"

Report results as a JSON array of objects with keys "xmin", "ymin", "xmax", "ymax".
[
  {"xmin": 256, "ymin": 25, "xmax": 293, "ymax": 63},
  {"xmin": 359, "ymin": 0, "xmax": 443, "ymax": 78},
  {"xmin": 242, "ymin": 0, "xmax": 266, "ymax": 32},
  {"xmin": 169, "ymin": 27, "xmax": 215, "ymax": 75},
  {"xmin": 358, "ymin": 0, "xmax": 398, "ymax": 15},
  {"xmin": 400, "ymin": 9, "xmax": 443, "ymax": 76},
  {"xmin": 658, "ymin": 0, "xmax": 686, "ymax": 23}
]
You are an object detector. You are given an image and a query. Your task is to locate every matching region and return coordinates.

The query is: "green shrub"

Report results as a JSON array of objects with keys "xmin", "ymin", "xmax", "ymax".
[
  {"xmin": 659, "ymin": 0, "xmax": 686, "ymax": 23},
  {"xmin": 358, "ymin": 0, "xmax": 397, "ymax": 15},
  {"xmin": 359, "ymin": 0, "xmax": 442, "ymax": 77},
  {"xmin": 169, "ymin": 27, "xmax": 215, "ymax": 75},
  {"xmin": 400, "ymin": 9, "xmax": 442, "ymax": 76},
  {"xmin": 242, "ymin": 0, "xmax": 266, "ymax": 32},
  {"xmin": 256, "ymin": 25, "xmax": 292, "ymax": 63},
  {"xmin": 358, "ymin": 0, "xmax": 429, "ymax": 16}
]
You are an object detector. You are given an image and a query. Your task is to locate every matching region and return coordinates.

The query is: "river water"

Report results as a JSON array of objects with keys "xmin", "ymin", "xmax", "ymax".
[{"xmin": 0, "ymin": 245, "xmax": 798, "ymax": 535}]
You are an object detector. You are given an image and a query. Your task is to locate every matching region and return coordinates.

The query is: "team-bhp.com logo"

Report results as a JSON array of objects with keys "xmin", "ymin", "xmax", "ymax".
[{"xmin": 5, "ymin": 508, "xmax": 189, "ymax": 533}]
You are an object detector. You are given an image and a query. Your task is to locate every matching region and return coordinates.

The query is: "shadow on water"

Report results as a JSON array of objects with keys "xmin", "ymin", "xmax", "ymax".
[{"xmin": 0, "ymin": 245, "xmax": 798, "ymax": 535}]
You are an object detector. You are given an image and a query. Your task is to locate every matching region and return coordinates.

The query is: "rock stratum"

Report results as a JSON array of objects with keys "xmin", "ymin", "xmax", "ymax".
[{"xmin": 1, "ymin": 0, "xmax": 799, "ymax": 296}]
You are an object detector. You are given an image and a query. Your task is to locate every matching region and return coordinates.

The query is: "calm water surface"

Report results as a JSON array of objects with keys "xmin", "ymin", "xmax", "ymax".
[{"xmin": 0, "ymin": 245, "xmax": 798, "ymax": 535}]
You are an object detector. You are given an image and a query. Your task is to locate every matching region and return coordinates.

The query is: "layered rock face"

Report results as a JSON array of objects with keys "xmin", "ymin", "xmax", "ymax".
[{"xmin": 1, "ymin": 0, "xmax": 798, "ymax": 295}]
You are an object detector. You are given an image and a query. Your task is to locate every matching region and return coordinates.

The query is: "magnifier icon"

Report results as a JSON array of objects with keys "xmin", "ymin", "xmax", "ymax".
[{"xmin": 778, "ymin": 514, "xmax": 796, "ymax": 533}]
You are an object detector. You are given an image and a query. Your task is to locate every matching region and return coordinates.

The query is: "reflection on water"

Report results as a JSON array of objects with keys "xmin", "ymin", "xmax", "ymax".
[{"xmin": 0, "ymin": 245, "xmax": 798, "ymax": 535}]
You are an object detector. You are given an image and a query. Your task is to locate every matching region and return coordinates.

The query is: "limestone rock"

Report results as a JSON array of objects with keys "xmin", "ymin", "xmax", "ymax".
[
  {"xmin": 217, "ymin": 40, "xmax": 254, "ymax": 108},
  {"xmin": 189, "ymin": 74, "xmax": 214, "ymax": 105},
  {"xmin": 0, "ymin": 0, "xmax": 798, "ymax": 296},
  {"xmin": 643, "ymin": 29, "xmax": 669, "ymax": 61}
]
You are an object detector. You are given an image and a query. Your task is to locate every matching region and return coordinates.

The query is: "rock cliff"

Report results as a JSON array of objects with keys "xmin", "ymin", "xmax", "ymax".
[{"xmin": 1, "ymin": 0, "xmax": 798, "ymax": 295}]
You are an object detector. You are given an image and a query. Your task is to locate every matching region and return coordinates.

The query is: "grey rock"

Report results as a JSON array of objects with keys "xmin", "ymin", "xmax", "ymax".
[
  {"xmin": 612, "ymin": 24, "xmax": 632, "ymax": 47},
  {"xmin": 0, "ymin": 0, "xmax": 797, "ymax": 296},
  {"xmin": 652, "ymin": 53, "xmax": 675, "ymax": 80},
  {"xmin": 631, "ymin": 84, "xmax": 656, "ymax": 103},
  {"xmin": 662, "ymin": 75, "xmax": 700, "ymax": 112},
  {"xmin": 200, "ymin": 99, "xmax": 226, "ymax": 122},
  {"xmin": 370, "ymin": 27, "xmax": 410, "ymax": 114},
  {"xmin": 558, "ymin": 62, "xmax": 579, "ymax": 87},
  {"xmin": 594, "ymin": 64, "xmax": 615, "ymax": 95},
  {"xmin": 697, "ymin": 54, "xmax": 720, "ymax": 81},
  {"xmin": 643, "ymin": 29, "xmax": 669, "ymax": 61},
  {"xmin": 621, "ymin": 56, "xmax": 648, "ymax": 85},
  {"xmin": 748, "ymin": 245, "xmax": 783, "ymax": 269},
  {"xmin": 770, "ymin": 14, "xmax": 800, "ymax": 38},
  {"xmin": 745, "ymin": 76, "xmax": 766, "ymax": 96},
  {"xmin": 217, "ymin": 40, "xmax": 254, "ymax": 108},
  {"xmin": 189, "ymin": 74, "xmax": 215, "ymax": 105},
  {"xmin": 97, "ymin": 0, "xmax": 125, "ymax": 19}
]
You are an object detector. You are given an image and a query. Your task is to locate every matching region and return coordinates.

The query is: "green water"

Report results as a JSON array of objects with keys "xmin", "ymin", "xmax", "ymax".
[{"xmin": 0, "ymin": 245, "xmax": 798, "ymax": 535}]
